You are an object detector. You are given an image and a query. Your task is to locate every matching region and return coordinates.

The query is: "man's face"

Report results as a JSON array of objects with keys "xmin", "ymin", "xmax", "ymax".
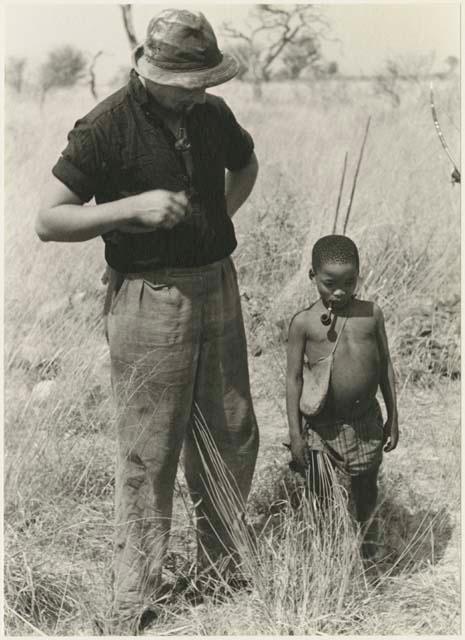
[
  {"xmin": 312, "ymin": 261, "xmax": 359, "ymax": 310},
  {"xmin": 144, "ymin": 78, "xmax": 206, "ymax": 112}
]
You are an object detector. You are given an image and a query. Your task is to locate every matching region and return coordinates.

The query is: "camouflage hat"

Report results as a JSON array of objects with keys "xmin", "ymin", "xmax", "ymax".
[{"xmin": 133, "ymin": 9, "xmax": 239, "ymax": 89}]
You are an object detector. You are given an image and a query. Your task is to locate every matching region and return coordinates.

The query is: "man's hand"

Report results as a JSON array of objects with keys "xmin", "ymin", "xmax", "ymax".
[
  {"xmin": 36, "ymin": 180, "xmax": 189, "ymax": 243},
  {"xmin": 118, "ymin": 190, "xmax": 188, "ymax": 233},
  {"xmin": 383, "ymin": 415, "xmax": 399, "ymax": 452},
  {"xmin": 290, "ymin": 432, "xmax": 308, "ymax": 469}
]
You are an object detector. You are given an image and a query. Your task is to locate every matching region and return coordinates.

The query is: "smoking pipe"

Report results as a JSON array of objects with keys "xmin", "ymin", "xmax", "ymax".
[{"xmin": 320, "ymin": 305, "xmax": 332, "ymax": 326}]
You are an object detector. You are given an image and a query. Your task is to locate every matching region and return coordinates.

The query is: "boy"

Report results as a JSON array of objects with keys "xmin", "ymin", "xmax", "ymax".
[{"xmin": 286, "ymin": 235, "xmax": 399, "ymax": 557}]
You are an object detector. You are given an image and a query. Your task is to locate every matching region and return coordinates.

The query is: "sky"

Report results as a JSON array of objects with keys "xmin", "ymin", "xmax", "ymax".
[{"xmin": 3, "ymin": 2, "xmax": 461, "ymax": 78}]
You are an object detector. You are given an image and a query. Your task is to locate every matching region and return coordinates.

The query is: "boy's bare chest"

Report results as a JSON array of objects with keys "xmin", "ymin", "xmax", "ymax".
[{"xmin": 305, "ymin": 315, "xmax": 377, "ymax": 364}]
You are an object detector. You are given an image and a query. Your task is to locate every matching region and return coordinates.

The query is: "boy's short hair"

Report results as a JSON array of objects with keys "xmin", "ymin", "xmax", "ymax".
[{"xmin": 312, "ymin": 235, "xmax": 360, "ymax": 272}]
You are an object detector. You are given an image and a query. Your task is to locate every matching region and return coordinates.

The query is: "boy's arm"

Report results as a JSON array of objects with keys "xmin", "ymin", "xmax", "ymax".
[
  {"xmin": 286, "ymin": 313, "xmax": 308, "ymax": 467},
  {"xmin": 374, "ymin": 304, "xmax": 399, "ymax": 452}
]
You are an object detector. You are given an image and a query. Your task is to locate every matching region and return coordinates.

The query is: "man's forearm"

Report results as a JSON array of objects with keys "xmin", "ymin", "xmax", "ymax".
[
  {"xmin": 36, "ymin": 197, "xmax": 139, "ymax": 243},
  {"xmin": 225, "ymin": 153, "xmax": 258, "ymax": 218}
]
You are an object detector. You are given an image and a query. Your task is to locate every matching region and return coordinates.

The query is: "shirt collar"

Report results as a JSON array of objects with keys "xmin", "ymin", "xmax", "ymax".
[
  {"xmin": 128, "ymin": 69, "xmax": 166, "ymax": 125},
  {"xmin": 127, "ymin": 69, "xmax": 200, "ymax": 126},
  {"xmin": 128, "ymin": 69, "xmax": 149, "ymax": 106}
]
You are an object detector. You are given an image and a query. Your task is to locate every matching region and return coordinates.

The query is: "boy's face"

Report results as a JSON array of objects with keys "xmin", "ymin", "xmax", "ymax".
[{"xmin": 311, "ymin": 260, "xmax": 359, "ymax": 310}]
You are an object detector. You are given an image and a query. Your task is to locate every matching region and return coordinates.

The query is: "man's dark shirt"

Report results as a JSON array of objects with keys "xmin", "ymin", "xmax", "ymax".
[{"xmin": 52, "ymin": 70, "xmax": 254, "ymax": 271}]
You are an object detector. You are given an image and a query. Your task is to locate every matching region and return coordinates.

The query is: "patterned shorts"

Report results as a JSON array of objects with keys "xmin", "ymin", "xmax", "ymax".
[{"xmin": 305, "ymin": 399, "xmax": 384, "ymax": 476}]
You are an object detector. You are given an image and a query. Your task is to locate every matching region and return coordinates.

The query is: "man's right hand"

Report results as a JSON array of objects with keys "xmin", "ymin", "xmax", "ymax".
[
  {"xmin": 36, "ymin": 179, "xmax": 189, "ymax": 243},
  {"xmin": 119, "ymin": 190, "xmax": 189, "ymax": 233}
]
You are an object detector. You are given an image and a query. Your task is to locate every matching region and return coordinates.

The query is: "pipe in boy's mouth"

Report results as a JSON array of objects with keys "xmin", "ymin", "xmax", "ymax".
[
  {"xmin": 321, "ymin": 305, "xmax": 332, "ymax": 326},
  {"xmin": 329, "ymin": 296, "xmax": 351, "ymax": 310}
]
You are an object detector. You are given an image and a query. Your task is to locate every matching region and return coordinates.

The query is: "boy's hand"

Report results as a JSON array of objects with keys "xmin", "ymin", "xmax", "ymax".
[
  {"xmin": 383, "ymin": 415, "xmax": 399, "ymax": 452},
  {"xmin": 290, "ymin": 433, "xmax": 308, "ymax": 469}
]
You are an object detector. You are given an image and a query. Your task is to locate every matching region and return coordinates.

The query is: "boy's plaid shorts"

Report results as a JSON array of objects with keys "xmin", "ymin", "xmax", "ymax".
[{"xmin": 305, "ymin": 399, "xmax": 384, "ymax": 476}]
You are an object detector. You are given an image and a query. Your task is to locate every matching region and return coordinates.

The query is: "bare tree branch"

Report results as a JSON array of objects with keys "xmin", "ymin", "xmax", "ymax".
[
  {"xmin": 222, "ymin": 4, "xmax": 331, "ymax": 86},
  {"xmin": 261, "ymin": 4, "xmax": 292, "ymax": 18},
  {"xmin": 263, "ymin": 25, "xmax": 300, "ymax": 77},
  {"xmin": 120, "ymin": 4, "xmax": 138, "ymax": 50},
  {"xmin": 89, "ymin": 50, "xmax": 103, "ymax": 100},
  {"xmin": 222, "ymin": 23, "xmax": 252, "ymax": 44}
]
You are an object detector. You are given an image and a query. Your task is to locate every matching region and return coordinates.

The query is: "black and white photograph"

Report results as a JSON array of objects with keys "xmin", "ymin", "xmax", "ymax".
[{"xmin": 3, "ymin": 1, "xmax": 461, "ymax": 635}]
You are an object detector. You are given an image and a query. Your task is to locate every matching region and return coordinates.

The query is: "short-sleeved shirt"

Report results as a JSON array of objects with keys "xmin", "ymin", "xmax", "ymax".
[{"xmin": 52, "ymin": 70, "xmax": 254, "ymax": 271}]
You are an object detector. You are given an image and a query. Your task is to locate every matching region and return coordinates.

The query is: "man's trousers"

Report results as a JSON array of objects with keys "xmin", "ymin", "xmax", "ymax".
[{"xmin": 106, "ymin": 257, "xmax": 259, "ymax": 625}]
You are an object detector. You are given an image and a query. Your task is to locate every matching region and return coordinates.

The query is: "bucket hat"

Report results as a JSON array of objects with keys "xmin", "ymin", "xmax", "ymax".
[{"xmin": 132, "ymin": 9, "xmax": 239, "ymax": 89}]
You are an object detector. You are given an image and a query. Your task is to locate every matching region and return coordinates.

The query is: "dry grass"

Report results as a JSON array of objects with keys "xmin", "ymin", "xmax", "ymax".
[{"xmin": 4, "ymin": 77, "xmax": 460, "ymax": 634}]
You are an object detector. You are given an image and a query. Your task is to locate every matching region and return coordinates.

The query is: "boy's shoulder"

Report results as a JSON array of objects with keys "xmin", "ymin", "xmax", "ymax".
[
  {"xmin": 289, "ymin": 301, "xmax": 324, "ymax": 331},
  {"xmin": 351, "ymin": 298, "xmax": 384, "ymax": 322},
  {"xmin": 352, "ymin": 297, "xmax": 373, "ymax": 310}
]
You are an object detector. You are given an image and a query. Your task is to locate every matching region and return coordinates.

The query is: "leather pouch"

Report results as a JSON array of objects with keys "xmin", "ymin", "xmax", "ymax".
[
  {"xmin": 299, "ymin": 354, "xmax": 333, "ymax": 417},
  {"xmin": 299, "ymin": 311, "xmax": 349, "ymax": 418}
]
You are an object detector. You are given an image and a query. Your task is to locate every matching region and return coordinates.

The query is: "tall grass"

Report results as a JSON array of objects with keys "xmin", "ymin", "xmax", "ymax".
[
  {"xmin": 190, "ymin": 405, "xmax": 368, "ymax": 635},
  {"xmin": 153, "ymin": 400, "xmax": 458, "ymax": 636}
]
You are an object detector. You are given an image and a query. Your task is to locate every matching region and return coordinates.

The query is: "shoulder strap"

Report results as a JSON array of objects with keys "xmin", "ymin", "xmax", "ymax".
[
  {"xmin": 330, "ymin": 312, "xmax": 349, "ymax": 355},
  {"xmin": 288, "ymin": 298, "xmax": 320, "ymax": 332}
]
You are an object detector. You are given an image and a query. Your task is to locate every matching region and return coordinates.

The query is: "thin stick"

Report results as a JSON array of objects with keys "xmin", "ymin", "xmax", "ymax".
[
  {"xmin": 5, "ymin": 604, "xmax": 47, "ymax": 636},
  {"xmin": 332, "ymin": 152, "xmax": 348, "ymax": 234},
  {"xmin": 342, "ymin": 116, "xmax": 371, "ymax": 235},
  {"xmin": 430, "ymin": 82, "xmax": 461, "ymax": 182}
]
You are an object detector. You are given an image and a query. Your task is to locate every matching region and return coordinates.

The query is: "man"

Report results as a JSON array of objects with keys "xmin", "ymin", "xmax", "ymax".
[{"xmin": 36, "ymin": 9, "xmax": 259, "ymax": 634}]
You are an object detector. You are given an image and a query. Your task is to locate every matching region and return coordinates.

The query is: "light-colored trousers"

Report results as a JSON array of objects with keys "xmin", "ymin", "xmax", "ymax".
[{"xmin": 106, "ymin": 257, "xmax": 259, "ymax": 623}]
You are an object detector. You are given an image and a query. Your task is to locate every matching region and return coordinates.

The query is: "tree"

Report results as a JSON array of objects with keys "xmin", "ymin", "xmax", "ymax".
[
  {"xmin": 394, "ymin": 51, "xmax": 435, "ymax": 80},
  {"xmin": 6, "ymin": 56, "xmax": 27, "ymax": 93},
  {"xmin": 374, "ymin": 59, "xmax": 401, "ymax": 108},
  {"xmin": 282, "ymin": 35, "xmax": 319, "ymax": 80},
  {"xmin": 120, "ymin": 4, "xmax": 138, "ymax": 50},
  {"xmin": 374, "ymin": 53, "xmax": 435, "ymax": 107},
  {"xmin": 326, "ymin": 61, "xmax": 338, "ymax": 75},
  {"xmin": 222, "ymin": 4, "xmax": 330, "ymax": 96},
  {"xmin": 445, "ymin": 55, "xmax": 459, "ymax": 75},
  {"xmin": 39, "ymin": 45, "xmax": 87, "ymax": 105}
]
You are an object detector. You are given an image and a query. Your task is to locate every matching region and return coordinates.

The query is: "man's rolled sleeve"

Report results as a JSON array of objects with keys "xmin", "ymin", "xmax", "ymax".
[
  {"xmin": 52, "ymin": 122, "xmax": 104, "ymax": 202},
  {"xmin": 219, "ymin": 99, "xmax": 254, "ymax": 172}
]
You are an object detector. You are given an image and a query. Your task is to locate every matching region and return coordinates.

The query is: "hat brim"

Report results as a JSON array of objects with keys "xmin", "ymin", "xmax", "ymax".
[{"xmin": 132, "ymin": 44, "xmax": 239, "ymax": 89}]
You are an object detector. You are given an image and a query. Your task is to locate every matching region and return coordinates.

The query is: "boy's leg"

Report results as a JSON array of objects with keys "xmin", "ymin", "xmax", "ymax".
[
  {"xmin": 351, "ymin": 465, "xmax": 380, "ymax": 558},
  {"xmin": 107, "ymin": 275, "xmax": 200, "ymax": 631},
  {"xmin": 183, "ymin": 259, "xmax": 259, "ymax": 572}
]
